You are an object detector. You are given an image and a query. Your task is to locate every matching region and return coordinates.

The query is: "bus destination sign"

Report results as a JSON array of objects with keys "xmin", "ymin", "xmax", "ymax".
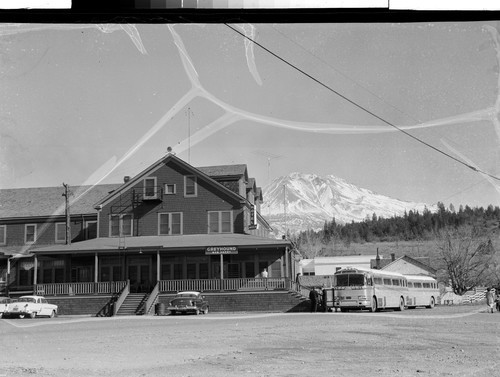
[{"xmin": 205, "ymin": 246, "xmax": 238, "ymax": 255}]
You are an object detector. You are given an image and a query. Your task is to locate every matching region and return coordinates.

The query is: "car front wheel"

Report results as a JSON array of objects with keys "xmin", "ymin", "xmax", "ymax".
[
  {"xmin": 30, "ymin": 312, "xmax": 37, "ymax": 319},
  {"xmin": 203, "ymin": 307, "xmax": 209, "ymax": 315},
  {"xmin": 50, "ymin": 310, "xmax": 56, "ymax": 318}
]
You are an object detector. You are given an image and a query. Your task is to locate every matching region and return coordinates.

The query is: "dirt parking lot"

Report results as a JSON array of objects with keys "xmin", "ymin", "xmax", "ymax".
[{"xmin": 0, "ymin": 305, "xmax": 498, "ymax": 377}]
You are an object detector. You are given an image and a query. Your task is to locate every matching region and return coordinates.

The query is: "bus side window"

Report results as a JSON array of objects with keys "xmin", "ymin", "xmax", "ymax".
[
  {"xmin": 408, "ymin": 282, "xmax": 413, "ymax": 288},
  {"xmin": 367, "ymin": 277, "xmax": 373, "ymax": 286},
  {"xmin": 374, "ymin": 277, "xmax": 382, "ymax": 285},
  {"xmin": 423, "ymin": 283, "xmax": 430, "ymax": 289},
  {"xmin": 383, "ymin": 278, "xmax": 391, "ymax": 285},
  {"xmin": 414, "ymin": 282, "xmax": 422, "ymax": 288}
]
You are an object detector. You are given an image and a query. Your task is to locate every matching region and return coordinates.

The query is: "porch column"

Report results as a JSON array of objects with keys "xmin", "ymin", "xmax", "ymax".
[
  {"xmin": 33, "ymin": 254, "xmax": 38, "ymax": 285},
  {"xmin": 156, "ymin": 250, "xmax": 160, "ymax": 282},
  {"xmin": 220, "ymin": 254, "xmax": 223, "ymax": 279},
  {"xmin": 94, "ymin": 252, "xmax": 98, "ymax": 283}
]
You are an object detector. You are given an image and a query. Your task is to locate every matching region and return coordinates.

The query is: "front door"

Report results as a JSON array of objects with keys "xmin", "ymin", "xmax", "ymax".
[{"xmin": 128, "ymin": 257, "xmax": 151, "ymax": 293}]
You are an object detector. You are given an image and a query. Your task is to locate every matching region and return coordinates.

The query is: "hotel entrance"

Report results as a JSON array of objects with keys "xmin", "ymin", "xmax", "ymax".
[{"xmin": 127, "ymin": 256, "xmax": 153, "ymax": 293}]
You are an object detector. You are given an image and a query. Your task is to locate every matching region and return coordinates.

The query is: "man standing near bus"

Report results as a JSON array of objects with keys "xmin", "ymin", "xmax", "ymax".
[
  {"xmin": 309, "ymin": 288, "xmax": 319, "ymax": 312},
  {"xmin": 486, "ymin": 287, "xmax": 495, "ymax": 313}
]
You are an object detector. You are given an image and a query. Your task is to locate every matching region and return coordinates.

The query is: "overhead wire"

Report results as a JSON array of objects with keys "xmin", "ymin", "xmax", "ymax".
[{"xmin": 225, "ymin": 23, "xmax": 500, "ymax": 182}]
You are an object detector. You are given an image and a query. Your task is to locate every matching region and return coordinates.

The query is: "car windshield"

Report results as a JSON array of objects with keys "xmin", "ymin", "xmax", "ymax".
[
  {"xmin": 335, "ymin": 273, "xmax": 366, "ymax": 287},
  {"xmin": 18, "ymin": 297, "xmax": 36, "ymax": 303}
]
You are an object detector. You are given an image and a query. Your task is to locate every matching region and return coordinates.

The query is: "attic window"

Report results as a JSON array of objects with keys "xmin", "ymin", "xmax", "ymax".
[
  {"xmin": 184, "ymin": 175, "xmax": 197, "ymax": 197},
  {"xmin": 165, "ymin": 183, "xmax": 176, "ymax": 195},
  {"xmin": 144, "ymin": 177, "xmax": 157, "ymax": 199}
]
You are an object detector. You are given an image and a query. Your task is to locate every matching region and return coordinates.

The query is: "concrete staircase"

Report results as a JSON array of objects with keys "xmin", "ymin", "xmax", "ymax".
[{"xmin": 116, "ymin": 293, "xmax": 149, "ymax": 316}]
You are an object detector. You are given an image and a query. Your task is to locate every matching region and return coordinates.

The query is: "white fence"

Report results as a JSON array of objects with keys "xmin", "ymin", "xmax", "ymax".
[{"xmin": 35, "ymin": 281, "xmax": 127, "ymax": 296}]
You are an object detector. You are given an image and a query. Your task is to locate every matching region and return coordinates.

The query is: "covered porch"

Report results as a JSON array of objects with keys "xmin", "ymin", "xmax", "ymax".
[{"xmin": 26, "ymin": 234, "xmax": 298, "ymax": 297}]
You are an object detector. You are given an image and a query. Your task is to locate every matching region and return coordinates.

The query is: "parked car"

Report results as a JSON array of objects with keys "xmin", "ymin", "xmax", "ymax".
[
  {"xmin": 167, "ymin": 291, "xmax": 209, "ymax": 315},
  {"xmin": 3, "ymin": 296, "xmax": 58, "ymax": 319},
  {"xmin": 0, "ymin": 297, "xmax": 14, "ymax": 318}
]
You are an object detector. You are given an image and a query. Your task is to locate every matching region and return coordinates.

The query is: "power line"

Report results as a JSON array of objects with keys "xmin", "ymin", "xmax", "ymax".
[{"xmin": 225, "ymin": 24, "xmax": 500, "ymax": 182}]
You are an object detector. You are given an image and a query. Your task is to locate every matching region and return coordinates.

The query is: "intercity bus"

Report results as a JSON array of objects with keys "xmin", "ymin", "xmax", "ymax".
[
  {"xmin": 405, "ymin": 274, "xmax": 439, "ymax": 309},
  {"xmin": 333, "ymin": 267, "xmax": 408, "ymax": 312},
  {"xmin": 333, "ymin": 267, "xmax": 439, "ymax": 312}
]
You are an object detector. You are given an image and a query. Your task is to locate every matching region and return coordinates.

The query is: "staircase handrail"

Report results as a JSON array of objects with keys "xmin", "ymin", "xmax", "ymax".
[
  {"xmin": 113, "ymin": 280, "xmax": 130, "ymax": 316},
  {"xmin": 144, "ymin": 282, "xmax": 160, "ymax": 316}
]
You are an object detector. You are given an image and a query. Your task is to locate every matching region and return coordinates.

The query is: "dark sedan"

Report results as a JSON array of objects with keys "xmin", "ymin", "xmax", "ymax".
[{"xmin": 167, "ymin": 291, "xmax": 209, "ymax": 315}]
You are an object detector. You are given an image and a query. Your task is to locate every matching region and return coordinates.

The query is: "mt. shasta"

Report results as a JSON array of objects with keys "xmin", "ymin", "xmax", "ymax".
[{"xmin": 260, "ymin": 173, "xmax": 434, "ymax": 237}]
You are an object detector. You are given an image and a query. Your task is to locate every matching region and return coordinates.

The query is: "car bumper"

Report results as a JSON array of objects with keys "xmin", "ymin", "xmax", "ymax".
[{"xmin": 167, "ymin": 306, "xmax": 199, "ymax": 313}]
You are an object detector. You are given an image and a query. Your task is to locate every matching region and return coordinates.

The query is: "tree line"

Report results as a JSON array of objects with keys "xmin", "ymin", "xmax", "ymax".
[
  {"xmin": 309, "ymin": 203, "xmax": 500, "ymax": 246},
  {"xmin": 291, "ymin": 203, "xmax": 500, "ymax": 295}
]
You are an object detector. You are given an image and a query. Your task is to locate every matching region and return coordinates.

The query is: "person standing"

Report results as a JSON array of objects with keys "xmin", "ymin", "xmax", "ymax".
[
  {"xmin": 496, "ymin": 289, "xmax": 500, "ymax": 312},
  {"xmin": 309, "ymin": 288, "xmax": 319, "ymax": 312},
  {"xmin": 486, "ymin": 287, "xmax": 495, "ymax": 313},
  {"xmin": 261, "ymin": 268, "xmax": 268, "ymax": 290}
]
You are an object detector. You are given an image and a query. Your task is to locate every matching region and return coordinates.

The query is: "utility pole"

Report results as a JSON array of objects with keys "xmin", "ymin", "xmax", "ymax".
[
  {"xmin": 185, "ymin": 107, "xmax": 194, "ymax": 164},
  {"xmin": 62, "ymin": 183, "xmax": 71, "ymax": 245},
  {"xmin": 283, "ymin": 183, "xmax": 287, "ymax": 239}
]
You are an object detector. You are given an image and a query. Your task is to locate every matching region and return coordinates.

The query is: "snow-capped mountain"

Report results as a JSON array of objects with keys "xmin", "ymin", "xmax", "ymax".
[{"xmin": 261, "ymin": 173, "xmax": 435, "ymax": 237}]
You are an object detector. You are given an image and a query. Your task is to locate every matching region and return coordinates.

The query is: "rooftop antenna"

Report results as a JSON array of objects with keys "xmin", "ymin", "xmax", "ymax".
[{"xmin": 252, "ymin": 151, "xmax": 284, "ymax": 185}]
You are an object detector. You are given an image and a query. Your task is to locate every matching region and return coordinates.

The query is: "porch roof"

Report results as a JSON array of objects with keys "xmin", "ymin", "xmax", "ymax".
[{"xmin": 31, "ymin": 234, "xmax": 291, "ymax": 254}]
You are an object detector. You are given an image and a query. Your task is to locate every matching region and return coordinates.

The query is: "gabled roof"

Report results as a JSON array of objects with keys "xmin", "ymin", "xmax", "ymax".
[
  {"xmin": 381, "ymin": 255, "xmax": 437, "ymax": 274},
  {"xmin": 32, "ymin": 234, "xmax": 290, "ymax": 254},
  {"xmin": 198, "ymin": 164, "xmax": 248, "ymax": 180},
  {"xmin": 246, "ymin": 178, "xmax": 256, "ymax": 191},
  {"xmin": 0, "ymin": 184, "xmax": 120, "ymax": 219},
  {"xmin": 95, "ymin": 154, "xmax": 248, "ymax": 208}
]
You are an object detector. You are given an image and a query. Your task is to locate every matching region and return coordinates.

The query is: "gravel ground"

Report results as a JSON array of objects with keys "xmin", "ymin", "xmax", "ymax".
[{"xmin": 0, "ymin": 305, "xmax": 498, "ymax": 377}]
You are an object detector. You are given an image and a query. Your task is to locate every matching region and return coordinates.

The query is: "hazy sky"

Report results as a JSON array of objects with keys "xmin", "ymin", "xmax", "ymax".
[{"xmin": 1, "ymin": 21, "xmax": 500, "ymax": 208}]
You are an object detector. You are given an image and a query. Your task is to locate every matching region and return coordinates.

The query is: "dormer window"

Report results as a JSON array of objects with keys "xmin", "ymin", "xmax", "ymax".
[
  {"xmin": 144, "ymin": 177, "xmax": 157, "ymax": 199},
  {"xmin": 184, "ymin": 175, "xmax": 197, "ymax": 197}
]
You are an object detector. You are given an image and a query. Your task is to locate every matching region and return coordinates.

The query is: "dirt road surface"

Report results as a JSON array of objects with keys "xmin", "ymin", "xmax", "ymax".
[{"xmin": 1, "ymin": 305, "xmax": 498, "ymax": 377}]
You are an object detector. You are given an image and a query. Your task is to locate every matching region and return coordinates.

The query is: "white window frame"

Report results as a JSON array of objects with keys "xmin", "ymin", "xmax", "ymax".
[
  {"xmin": 25, "ymin": 224, "xmax": 37, "ymax": 244},
  {"xmin": 144, "ymin": 177, "xmax": 158, "ymax": 199},
  {"xmin": 109, "ymin": 214, "xmax": 133, "ymax": 237},
  {"xmin": 0, "ymin": 225, "xmax": 6, "ymax": 245},
  {"xmin": 184, "ymin": 175, "xmax": 198, "ymax": 197},
  {"xmin": 208, "ymin": 211, "xmax": 233, "ymax": 234},
  {"xmin": 55, "ymin": 222, "xmax": 66, "ymax": 243},
  {"xmin": 164, "ymin": 183, "xmax": 176, "ymax": 195},
  {"xmin": 158, "ymin": 212, "xmax": 183, "ymax": 235}
]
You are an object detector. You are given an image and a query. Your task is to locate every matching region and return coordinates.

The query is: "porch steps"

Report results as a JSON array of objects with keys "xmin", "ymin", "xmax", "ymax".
[{"xmin": 116, "ymin": 293, "xmax": 149, "ymax": 316}]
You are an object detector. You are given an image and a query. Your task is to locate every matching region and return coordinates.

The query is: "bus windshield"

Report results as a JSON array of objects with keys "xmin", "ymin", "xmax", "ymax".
[{"xmin": 335, "ymin": 273, "xmax": 365, "ymax": 287}]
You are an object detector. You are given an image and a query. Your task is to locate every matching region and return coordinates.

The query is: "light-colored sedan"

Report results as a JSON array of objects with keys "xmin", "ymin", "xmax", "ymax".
[
  {"xmin": 0, "ymin": 297, "xmax": 14, "ymax": 318},
  {"xmin": 3, "ymin": 295, "xmax": 58, "ymax": 319}
]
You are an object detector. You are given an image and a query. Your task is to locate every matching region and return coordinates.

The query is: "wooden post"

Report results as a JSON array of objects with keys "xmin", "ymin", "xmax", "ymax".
[
  {"xmin": 94, "ymin": 253, "xmax": 98, "ymax": 283},
  {"xmin": 34, "ymin": 254, "xmax": 38, "ymax": 285},
  {"xmin": 157, "ymin": 250, "xmax": 160, "ymax": 282}
]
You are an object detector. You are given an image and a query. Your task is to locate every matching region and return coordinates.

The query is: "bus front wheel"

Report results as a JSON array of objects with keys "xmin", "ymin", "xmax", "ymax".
[
  {"xmin": 396, "ymin": 297, "xmax": 405, "ymax": 311},
  {"xmin": 426, "ymin": 297, "xmax": 435, "ymax": 309},
  {"xmin": 369, "ymin": 296, "xmax": 377, "ymax": 312}
]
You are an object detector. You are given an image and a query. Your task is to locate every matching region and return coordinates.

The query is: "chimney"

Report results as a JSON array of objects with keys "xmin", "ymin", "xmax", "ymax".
[
  {"xmin": 391, "ymin": 253, "xmax": 395, "ymax": 262},
  {"xmin": 124, "ymin": 176, "xmax": 130, "ymax": 183}
]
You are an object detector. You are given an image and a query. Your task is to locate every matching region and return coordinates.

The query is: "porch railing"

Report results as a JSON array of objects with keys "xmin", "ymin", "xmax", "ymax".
[
  {"xmin": 34, "ymin": 281, "xmax": 127, "ymax": 296},
  {"xmin": 32, "ymin": 278, "xmax": 308, "ymax": 297},
  {"xmin": 159, "ymin": 278, "xmax": 291, "ymax": 293},
  {"xmin": 144, "ymin": 281, "xmax": 159, "ymax": 315}
]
